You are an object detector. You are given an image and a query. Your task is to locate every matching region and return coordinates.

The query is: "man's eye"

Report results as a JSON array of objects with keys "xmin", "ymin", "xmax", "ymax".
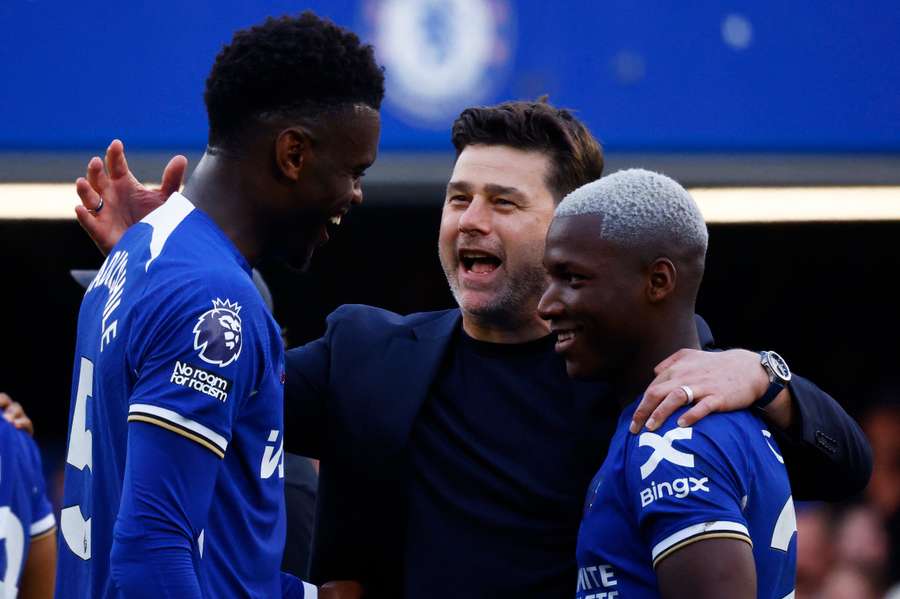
[
  {"xmin": 495, "ymin": 198, "xmax": 515, "ymax": 207},
  {"xmin": 448, "ymin": 195, "xmax": 469, "ymax": 204},
  {"xmin": 568, "ymin": 273, "xmax": 586, "ymax": 284}
]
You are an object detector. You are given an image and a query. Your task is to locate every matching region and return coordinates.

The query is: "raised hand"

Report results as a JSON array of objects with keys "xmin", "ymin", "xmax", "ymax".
[{"xmin": 75, "ymin": 139, "xmax": 187, "ymax": 255}]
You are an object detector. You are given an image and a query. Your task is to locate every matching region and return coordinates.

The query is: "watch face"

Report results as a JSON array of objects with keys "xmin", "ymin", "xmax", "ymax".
[{"xmin": 768, "ymin": 351, "xmax": 791, "ymax": 381}]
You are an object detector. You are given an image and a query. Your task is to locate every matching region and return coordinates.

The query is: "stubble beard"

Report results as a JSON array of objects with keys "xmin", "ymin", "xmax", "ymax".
[{"xmin": 440, "ymin": 252, "xmax": 549, "ymax": 332}]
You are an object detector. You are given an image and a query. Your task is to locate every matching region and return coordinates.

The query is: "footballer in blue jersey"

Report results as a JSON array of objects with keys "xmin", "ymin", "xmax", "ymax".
[
  {"xmin": 60, "ymin": 13, "xmax": 383, "ymax": 598},
  {"xmin": 0, "ymin": 418, "xmax": 56, "ymax": 597},
  {"xmin": 58, "ymin": 193, "xmax": 287, "ymax": 598},
  {"xmin": 539, "ymin": 170, "xmax": 797, "ymax": 598},
  {"xmin": 575, "ymin": 402, "xmax": 795, "ymax": 598}
]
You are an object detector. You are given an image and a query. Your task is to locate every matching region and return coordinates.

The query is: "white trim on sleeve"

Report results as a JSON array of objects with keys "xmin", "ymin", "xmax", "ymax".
[
  {"xmin": 651, "ymin": 520, "xmax": 750, "ymax": 561},
  {"xmin": 302, "ymin": 581, "xmax": 318, "ymax": 598},
  {"xmin": 128, "ymin": 403, "xmax": 228, "ymax": 455},
  {"xmin": 30, "ymin": 513, "xmax": 56, "ymax": 537}
]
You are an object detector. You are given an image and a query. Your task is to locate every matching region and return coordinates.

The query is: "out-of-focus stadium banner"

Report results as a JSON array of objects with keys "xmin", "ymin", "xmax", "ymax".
[{"xmin": 1, "ymin": 0, "xmax": 898, "ymax": 153}]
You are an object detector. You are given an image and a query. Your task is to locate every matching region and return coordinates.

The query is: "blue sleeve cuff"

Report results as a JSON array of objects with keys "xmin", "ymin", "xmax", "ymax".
[{"xmin": 281, "ymin": 571, "xmax": 317, "ymax": 598}]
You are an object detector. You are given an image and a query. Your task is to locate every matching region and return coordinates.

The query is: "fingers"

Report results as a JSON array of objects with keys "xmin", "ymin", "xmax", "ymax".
[
  {"xmin": 105, "ymin": 139, "xmax": 130, "ymax": 180},
  {"xmin": 76, "ymin": 177, "xmax": 102, "ymax": 212},
  {"xmin": 653, "ymin": 348, "xmax": 695, "ymax": 374},
  {"xmin": 630, "ymin": 379, "xmax": 675, "ymax": 432},
  {"xmin": 74, "ymin": 204, "xmax": 96, "ymax": 231},
  {"xmin": 13, "ymin": 417, "xmax": 34, "ymax": 436},
  {"xmin": 630, "ymin": 393, "xmax": 660, "ymax": 434},
  {"xmin": 86, "ymin": 156, "xmax": 109, "ymax": 196},
  {"xmin": 634, "ymin": 378, "xmax": 683, "ymax": 429},
  {"xmin": 677, "ymin": 397, "xmax": 720, "ymax": 428},
  {"xmin": 74, "ymin": 205, "xmax": 112, "ymax": 254},
  {"xmin": 160, "ymin": 155, "xmax": 188, "ymax": 197},
  {"xmin": 632, "ymin": 382, "xmax": 695, "ymax": 433},
  {"xmin": 644, "ymin": 386, "xmax": 696, "ymax": 431},
  {"xmin": 0, "ymin": 394, "xmax": 33, "ymax": 435},
  {"xmin": 634, "ymin": 377, "xmax": 718, "ymax": 432}
]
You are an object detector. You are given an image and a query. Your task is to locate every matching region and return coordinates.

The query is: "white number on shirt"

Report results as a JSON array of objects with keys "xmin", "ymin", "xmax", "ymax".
[
  {"xmin": 771, "ymin": 495, "xmax": 797, "ymax": 599},
  {"xmin": 0, "ymin": 507, "xmax": 24, "ymax": 598},
  {"xmin": 60, "ymin": 357, "xmax": 93, "ymax": 560}
]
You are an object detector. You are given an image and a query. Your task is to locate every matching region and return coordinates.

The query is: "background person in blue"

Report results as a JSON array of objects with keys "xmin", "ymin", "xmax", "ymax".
[
  {"xmin": 0, "ymin": 417, "xmax": 57, "ymax": 599},
  {"xmin": 57, "ymin": 13, "xmax": 382, "ymax": 599},
  {"xmin": 539, "ymin": 169, "xmax": 797, "ymax": 598}
]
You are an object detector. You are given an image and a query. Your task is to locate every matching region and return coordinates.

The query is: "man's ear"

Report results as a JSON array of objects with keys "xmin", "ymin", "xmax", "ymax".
[
  {"xmin": 646, "ymin": 257, "xmax": 677, "ymax": 303},
  {"xmin": 275, "ymin": 127, "xmax": 312, "ymax": 182}
]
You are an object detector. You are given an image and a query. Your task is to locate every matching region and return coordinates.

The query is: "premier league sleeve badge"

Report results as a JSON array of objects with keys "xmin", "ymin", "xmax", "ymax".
[{"xmin": 193, "ymin": 298, "xmax": 243, "ymax": 367}]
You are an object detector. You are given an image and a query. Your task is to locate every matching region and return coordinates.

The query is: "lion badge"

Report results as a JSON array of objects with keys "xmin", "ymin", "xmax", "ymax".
[{"xmin": 193, "ymin": 298, "xmax": 243, "ymax": 367}]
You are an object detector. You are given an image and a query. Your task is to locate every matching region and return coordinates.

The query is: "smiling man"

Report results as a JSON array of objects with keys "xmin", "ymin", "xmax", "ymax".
[
  {"xmin": 540, "ymin": 169, "xmax": 796, "ymax": 598},
  {"xmin": 57, "ymin": 13, "xmax": 382, "ymax": 599},
  {"xmin": 440, "ymin": 145, "xmax": 568, "ymax": 342},
  {"xmin": 72, "ymin": 100, "xmax": 869, "ymax": 598}
]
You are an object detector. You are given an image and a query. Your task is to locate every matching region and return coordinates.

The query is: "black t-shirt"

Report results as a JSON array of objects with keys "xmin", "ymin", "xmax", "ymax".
[{"xmin": 404, "ymin": 327, "xmax": 617, "ymax": 598}]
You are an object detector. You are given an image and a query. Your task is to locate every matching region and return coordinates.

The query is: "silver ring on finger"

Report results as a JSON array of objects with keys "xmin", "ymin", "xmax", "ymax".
[
  {"xmin": 680, "ymin": 385, "xmax": 694, "ymax": 405},
  {"xmin": 89, "ymin": 196, "xmax": 104, "ymax": 214}
]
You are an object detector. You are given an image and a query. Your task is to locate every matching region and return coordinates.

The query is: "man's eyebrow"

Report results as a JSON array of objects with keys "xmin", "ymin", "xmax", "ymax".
[
  {"xmin": 446, "ymin": 181, "xmax": 473, "ymax": 194},
  {"xmin": 482, "ymin": 183, "xmax": 523, "ymax": 197}
]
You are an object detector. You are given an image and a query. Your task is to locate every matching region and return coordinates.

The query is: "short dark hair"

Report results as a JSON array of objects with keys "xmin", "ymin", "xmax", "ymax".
[
  {"xmin": 451, "ymin": 99, "xmax": 604, "ymax": 201},
  {"xmin": 205, "ymin": 12, "xmax": 385, "ymax": 147}
]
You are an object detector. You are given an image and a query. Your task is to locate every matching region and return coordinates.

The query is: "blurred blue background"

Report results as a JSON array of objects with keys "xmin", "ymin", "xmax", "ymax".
[{"xmin": 2, "ymin": 0, "xmax": 898, "ymax": 153}]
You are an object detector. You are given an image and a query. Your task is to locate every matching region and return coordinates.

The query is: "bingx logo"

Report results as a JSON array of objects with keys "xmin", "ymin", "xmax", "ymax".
[{"xmin": 638, "ymin": 428, "xmax": 694, "ymax": 479}]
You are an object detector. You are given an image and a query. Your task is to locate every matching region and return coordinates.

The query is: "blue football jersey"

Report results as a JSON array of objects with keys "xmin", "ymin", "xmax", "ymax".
[
  {"xmin": 0, "ymin": 419, "xmax": 56, "ymax": 596},
  {"xmin": 56, "ymin": 193, "xmax": 286, "ymax": 598},
  {"xmin": 576, "ymin": 400, "xmax": 796, "ymax": 599}
]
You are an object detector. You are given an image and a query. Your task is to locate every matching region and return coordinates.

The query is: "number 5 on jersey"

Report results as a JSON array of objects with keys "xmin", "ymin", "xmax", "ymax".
[{"xmin": 61, "ymin": 357, "xmax": 93, "ymax": 560}]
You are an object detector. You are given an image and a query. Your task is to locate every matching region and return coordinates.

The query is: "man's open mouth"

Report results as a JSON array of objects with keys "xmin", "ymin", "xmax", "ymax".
[
  {"xmin": 555, "ymin": 329, "xmax": 577, "ymax": 343},
  {"xmin": 552, "ymin": 326, "xmax": 580, "ymax": 353},
  {"xmin": 459, "ymin": 249, "xmax": 502, "ymax": 274},
  {"xmin": 323, "ymin": 210, "xmax": 348, "ymax": 239}
]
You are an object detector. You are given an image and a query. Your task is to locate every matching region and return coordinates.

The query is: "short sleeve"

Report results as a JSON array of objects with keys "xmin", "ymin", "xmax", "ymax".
[
  {"xmin": 21, "ymin": 433, "xmax": 55, "ymax": 539},
  {"xmin": 127, "ymin": 275, "xmax": 266, "ymax": 458},
  {"xmin": 624, "ymin": 411, "xmax": 752, "ymax": 568}
]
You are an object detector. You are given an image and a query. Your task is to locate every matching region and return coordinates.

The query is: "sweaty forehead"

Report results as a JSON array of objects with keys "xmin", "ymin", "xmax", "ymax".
[{"xmin": 450, "ymin": 145, "xmax": 552, "ymax": 196}]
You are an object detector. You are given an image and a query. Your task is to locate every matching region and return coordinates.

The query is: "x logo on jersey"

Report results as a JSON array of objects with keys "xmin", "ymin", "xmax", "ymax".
[{"xmin": 638, "ymin": 428, "xmax": 694, "ymax": 479}]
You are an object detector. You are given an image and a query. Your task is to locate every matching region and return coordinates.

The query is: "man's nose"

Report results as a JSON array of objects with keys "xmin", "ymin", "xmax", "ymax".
[
  {"xmin": 458, "ymin": 197, "xmax": 491, "ymax": 235},
  {"xmin": 537, "ymin": 284, "xmax": 564, "ymax": 320}
]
